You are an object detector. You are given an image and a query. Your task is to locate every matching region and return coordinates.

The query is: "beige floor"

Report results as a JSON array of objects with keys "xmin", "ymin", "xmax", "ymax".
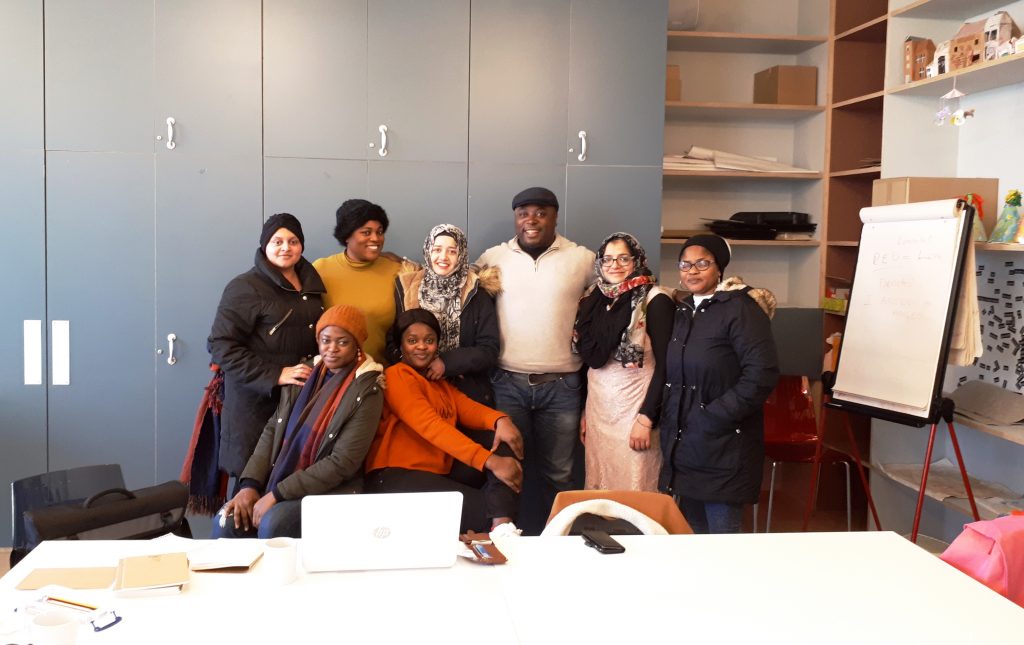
[{"xmin": 0, "ymin": 548, "xmax": 10, "ymax": 577}]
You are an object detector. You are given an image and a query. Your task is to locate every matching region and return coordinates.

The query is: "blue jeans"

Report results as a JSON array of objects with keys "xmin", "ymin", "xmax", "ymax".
[
  {"xmin": 677, "ymin": 497, "xmax": 744, "ymax": 534},
  {"xmin": 491, "ymin": 368, "xmax": 584, "ymax": 535},
  {"xmin": 210, "ymin": 498, "xmax": 303, "ymax": 539}
]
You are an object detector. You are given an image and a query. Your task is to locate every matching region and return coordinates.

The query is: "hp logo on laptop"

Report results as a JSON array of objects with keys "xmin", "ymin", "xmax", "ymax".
[{"xmin": 373, "ymin": 526, "xmax": 391, "ymax": 539}]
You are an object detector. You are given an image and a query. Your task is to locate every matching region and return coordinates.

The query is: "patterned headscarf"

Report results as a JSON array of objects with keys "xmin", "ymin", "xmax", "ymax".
[
  {"xmin": 418, "ymin": 224, "xmax": 469, "ymax": 353},
  {"xmin": 573, "ymin": 232, "xmax": 657, "ymax": 368}
]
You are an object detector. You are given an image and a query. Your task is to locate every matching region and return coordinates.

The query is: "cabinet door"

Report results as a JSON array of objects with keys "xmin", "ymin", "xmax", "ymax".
[
  {"xmin": 0, "ymin": 0, "xmax": 46, "ymax": 548},
  {"xmin": 469, "ymin": 0, "xmax": 570, "ymax": 165},
  {"xmin": 45, "ymin": 152, "xmax": 156, "ymax": 488},
  {"xmin": 153, "ymin": 0, "xmax": 263, "ymax": 482},
  {"xmin": 567, "ymin": 0, "xmax": 666, "ymax": 166},
  {"xmin": 44, "ymin": 1, "xmax": 156, "ymax": 488},
  {"xmin": 263, "ymin": 158, "xmax": 369, "ymax": 264},
  {"xmin": 367, "ymin": 161, "xmax": 469, "ymax": 259},
  {"xmin": 367, "ymin": 0, "xmax": 469, "ymax": 163},
  {"xmin": 466, "ymin": 162, "xmax": 566, "ymax": 260},
  {"xmin": 565, "ymin": 165, "xmax": 663, "ymax": 265},
  {"xmin": 263, "ymin": 0, "xmax": 367, "ymax": 159},
  {"xmin": 44, "ymin": 0, "xmax": 154, "ymax": 152}
]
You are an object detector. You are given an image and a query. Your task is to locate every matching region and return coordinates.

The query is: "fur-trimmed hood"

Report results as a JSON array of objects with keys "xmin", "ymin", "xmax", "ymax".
[
  {"xmin": 717, "ymin": 275, "xmax": 777, "ymax": 319},
  {"xmin": 395, "ymin": 264, "xmax": 502, "ymax": 311}
]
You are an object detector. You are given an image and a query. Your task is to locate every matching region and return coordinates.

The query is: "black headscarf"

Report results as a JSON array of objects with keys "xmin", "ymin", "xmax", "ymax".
[{"xmin": 573, "ymin": 233, "xmax": 656, "ymax": 368}]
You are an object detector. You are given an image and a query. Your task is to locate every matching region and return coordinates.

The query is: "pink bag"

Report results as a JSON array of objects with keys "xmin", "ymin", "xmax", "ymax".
[{"xmin": 940, "ymin": 514, "xmax": 1024, "ymax": 606}]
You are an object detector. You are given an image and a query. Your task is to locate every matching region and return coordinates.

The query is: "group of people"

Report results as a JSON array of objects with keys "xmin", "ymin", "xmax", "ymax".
[{"xmin": 206, "ymin": 186, "xmax": 780, "ymax": 539}]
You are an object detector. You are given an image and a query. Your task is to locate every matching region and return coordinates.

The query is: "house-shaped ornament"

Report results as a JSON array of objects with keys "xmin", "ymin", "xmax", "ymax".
[
  {"xmin": 926, "ymin": 40, "xmax": 951, "ymax": 77},
  {"xmin": 983, "ymin": 11, "xmax": 1020, "ymax": 60},
  {"xmin": 904, "ymin": 36, "xmax": 936, "ymax": 83}
]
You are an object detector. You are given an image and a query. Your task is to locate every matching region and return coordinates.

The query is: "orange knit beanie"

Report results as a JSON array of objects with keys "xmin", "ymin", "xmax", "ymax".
[{"xmin": 316, "ymin": 305, "xmax": 369, "ymax": 348}]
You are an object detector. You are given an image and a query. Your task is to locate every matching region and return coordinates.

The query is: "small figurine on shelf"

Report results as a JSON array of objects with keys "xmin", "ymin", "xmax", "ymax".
[
  {"xmin": 963, "ymin": 193, "xmax": 988, "ymax": 242},
  {"xmin": 988, "ymin": 189, "xmax": 1023, "ymax": 243}
]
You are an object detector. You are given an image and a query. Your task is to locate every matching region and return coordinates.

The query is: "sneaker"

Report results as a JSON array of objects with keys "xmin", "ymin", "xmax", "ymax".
[{"xmin": 489, "ymin": 521, "xmax": 522, "ymax": 539}]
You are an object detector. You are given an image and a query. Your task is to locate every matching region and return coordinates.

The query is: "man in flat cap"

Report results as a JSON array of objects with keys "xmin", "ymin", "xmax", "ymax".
[{"xmin": 477, "ymin": 187, "xmax": 595, "ymax": 533}]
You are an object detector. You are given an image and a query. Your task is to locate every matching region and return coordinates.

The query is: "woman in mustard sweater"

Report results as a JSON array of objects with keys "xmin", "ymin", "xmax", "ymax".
[
  {"xmin": 365, "ymin": 309, "xmax": 524, "ymax": 532},
  {"xmin": 313, "ymin": 199, "xmax": 414, "ymax": 364}
]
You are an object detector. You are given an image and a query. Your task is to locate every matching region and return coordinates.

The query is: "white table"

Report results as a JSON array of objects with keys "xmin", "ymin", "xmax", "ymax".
[{"xmin": 2, "ymin": 532, "xmax": 1022, "ymax": 644}]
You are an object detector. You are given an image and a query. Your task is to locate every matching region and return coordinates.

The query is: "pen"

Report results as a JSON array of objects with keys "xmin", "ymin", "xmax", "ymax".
[{"xmin": 45, "ymin": 595, "xmax": 97, "ymax": 613}]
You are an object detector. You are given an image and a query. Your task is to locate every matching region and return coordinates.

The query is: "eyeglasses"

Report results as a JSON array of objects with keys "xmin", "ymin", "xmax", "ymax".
[
  {"xmin": 600, "ymin": 255, "xmax": 635, "ymax": 267},
  {"xmin": 678, "ymin": 259, "xmax": 715, "ymax": 272}
]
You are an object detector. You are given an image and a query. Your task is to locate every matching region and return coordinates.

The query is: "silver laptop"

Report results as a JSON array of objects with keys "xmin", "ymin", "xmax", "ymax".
[{"xmin": 301, "ymin": 491, "xmax": 464, "ymax": 572}]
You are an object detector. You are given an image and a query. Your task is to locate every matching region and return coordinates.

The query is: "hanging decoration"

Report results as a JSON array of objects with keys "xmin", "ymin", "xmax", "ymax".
[{"xmin": 934, "ymin": 80, "xmax": 975, "ymax": 126}]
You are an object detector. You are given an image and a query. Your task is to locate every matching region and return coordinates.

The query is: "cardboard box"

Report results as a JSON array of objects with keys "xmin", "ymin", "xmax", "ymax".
[
  {"xmin": 753, "ymin": 65, "xmax": 816, "ymax": 105},
  {"xmin": 666, "ymin": 65, "xmax": 681, "ymax": 102},
  {"xmin": 872, "ymin": 177, "xmax": 999, "ymax": 235}
]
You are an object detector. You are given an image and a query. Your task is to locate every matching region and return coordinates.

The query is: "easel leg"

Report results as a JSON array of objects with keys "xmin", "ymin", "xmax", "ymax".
[
  {"xmin": 911, "ymin": 423, "xmax": 939, "ymax": 544},
  {"xmin": 947, "ymin": 421, "xmax": 980, "ymax": 521},
  {"xmin": 840, "ymin": 412, "xmax": 881, "ymax": 531}
]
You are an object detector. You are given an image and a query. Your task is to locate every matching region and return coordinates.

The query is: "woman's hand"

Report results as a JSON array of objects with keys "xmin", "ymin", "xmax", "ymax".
[
  {"xmin": 252, "ymin": 492, "xmax": 278, "ymax": 528},
  {"xmin": 580, "ymin": 413, "xmax": 588, "ymax": 445},
  {"xmin": 629, "ymin": 415, "xmax": 653, "ymax": 451},
  {"xmin": 425, "ymin": 357, "xmax": 446, "ymax": 380},
  {"xmin": 485, "ymin": 454, "xmax": 523, "ymax": 493},
  {"xmin": 223, "ymin": 487, "xmax": 260, "ymax": 531},
  {"xmin": 278, "ymin": 363, "xmax": 311, "ymax": 386},
  {"xmin": 491, "ymin": 416, "xmax": 525, "ymax": 460}
]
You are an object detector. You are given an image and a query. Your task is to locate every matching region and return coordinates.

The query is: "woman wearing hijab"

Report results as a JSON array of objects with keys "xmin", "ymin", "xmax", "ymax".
[
  {"xmin": 386, "ymin": 223, "xmax": 500, "ymax": 405},
  {"xmin": 213, "ymin": 305, "xmax": 384, "ymax": 539},
  {"xmin": 209, "ymin": 213, "xmax": 326, "ymax": 480},
  {"xmin": 660, "ymin": 234, "xmax": 779, "ymax": 534},
  {"xmin": 366, "ymin": 308, "xmax": 524, "ymax": 533},
  {"xmin": 573, "ymin": 232, "xmax": 675, "ymax": 491}
]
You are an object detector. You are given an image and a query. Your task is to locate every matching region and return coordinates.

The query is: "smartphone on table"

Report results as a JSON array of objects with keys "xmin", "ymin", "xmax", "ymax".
[{"xmin": 581, "ymin": 529, "xmax": 625, "ymax": 554}]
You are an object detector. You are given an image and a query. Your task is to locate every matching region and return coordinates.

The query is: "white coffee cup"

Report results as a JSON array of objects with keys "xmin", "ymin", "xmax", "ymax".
[
  {"xmin": 30, "ymin": 610, "xmax": 78, "ymax": 645},
  {"xmin": 262, "ymin": 536, "xmax": 298, "ymax": 586}
]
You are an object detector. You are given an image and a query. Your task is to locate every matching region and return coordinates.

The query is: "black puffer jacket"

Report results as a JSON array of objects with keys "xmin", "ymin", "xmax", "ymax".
[
  {"xmin": 658, "ymin": 287, "xmax": 779, "ymax": 504},
  {"xmin": 386, "ymin": 267, "xmax": 501, "ymax": 406},
  {"xmin": 209, "ymin": 250, "xmax": 326, "ymax": 475}
]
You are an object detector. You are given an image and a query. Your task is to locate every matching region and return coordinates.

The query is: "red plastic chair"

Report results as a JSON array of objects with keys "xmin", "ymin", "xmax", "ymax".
[{"xmin": 757, "ymin": 375, "xmax": 851, "ymax": 532}]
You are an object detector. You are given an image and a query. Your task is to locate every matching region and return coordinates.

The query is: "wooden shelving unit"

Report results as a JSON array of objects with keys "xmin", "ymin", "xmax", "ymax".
[
  {"xmin": 667, "ymin": 31, "xmax": 826, "ymax": 54},
  {"xmin": 889, "ymin": 52, "xmax": 1024, "ymax": 96},
  {"xmin": 890, "ymin": 0, "xmax": 1011, "ymax": 20},
  {"xmin": 665, "ymin": 101, "xmax": 824, "ymax": 121},
  {"xmin": 830, "ymin": 166, "xmax": 881, "ymax": 178},
  {"xmin": 976, "ymin": 242, "xmax": 1024, "ymax": 252},
  {"xmin": 663, "ymin": 169, "xmax": 821, "ymax": 180},
  {"xmin": 661, "ymin": 236, "xmax": 819, "ymax": 247},
  {"xmin": 954, "ymin": 414, "xmax": 1024, "ymax": 447}
]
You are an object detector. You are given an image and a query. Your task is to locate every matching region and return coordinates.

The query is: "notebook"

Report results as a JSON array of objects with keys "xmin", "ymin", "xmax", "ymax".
[
  {"xmin": 113, "ymin": 552, "xmax": 189, "ymax": 596},
  {"xmin": 301, "ymin": 491, "xmax": 463, "ymax": 572}
]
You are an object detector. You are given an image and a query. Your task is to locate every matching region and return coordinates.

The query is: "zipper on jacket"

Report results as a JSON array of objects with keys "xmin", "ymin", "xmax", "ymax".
[
  {"xmin": 667, "ymin": 303, "xmax": 697, "ymax": 492},
  {"xmin": 268, "ymin": 308, "xmax": 294, "ymax": 336}
]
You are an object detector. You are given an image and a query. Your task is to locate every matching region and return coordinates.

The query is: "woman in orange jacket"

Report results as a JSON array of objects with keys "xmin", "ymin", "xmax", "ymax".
[{"xmin": 365, "ymin": 309, "xmax": 524, "ymax": 532}]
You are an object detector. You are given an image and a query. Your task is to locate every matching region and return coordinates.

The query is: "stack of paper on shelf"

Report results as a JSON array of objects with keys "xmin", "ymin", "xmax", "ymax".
[{"xmin": 663, "ymin": 146, "xmax": 814, "ymax": 174}]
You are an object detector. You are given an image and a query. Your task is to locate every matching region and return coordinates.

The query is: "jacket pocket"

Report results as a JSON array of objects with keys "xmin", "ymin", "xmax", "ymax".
[{"xmin": 679, "ymin": 406, "xmax": 741, "ymax": 474}]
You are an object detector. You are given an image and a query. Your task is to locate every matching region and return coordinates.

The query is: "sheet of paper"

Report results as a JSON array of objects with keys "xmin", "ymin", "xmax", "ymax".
[
  {"xmin": 16, "ymin": 567, "xmax": 117, "ymax": 590},
  {"xmin": 188, "ymin": 539, "xmax": 264, "ymax": 571}
]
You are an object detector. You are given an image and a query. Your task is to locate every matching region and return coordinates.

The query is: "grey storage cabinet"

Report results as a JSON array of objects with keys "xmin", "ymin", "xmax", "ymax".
[
  {"xmin": 264, "ymin": 0, "xmax": 471, "ymax": 261},
  {"xmin": 0, "ymin": 0, "xmax": 47, "ymax": 550},
  {"xmin": 42, "ymin": 0, "xmax": 262, "ymax": 491},
  {"xmin": 0, "ymin": 0, "xmax": 666, "ymax": 545},
  {"xmin": 468, "ymin": 0, "xmax": 667, "ymax": 262}
]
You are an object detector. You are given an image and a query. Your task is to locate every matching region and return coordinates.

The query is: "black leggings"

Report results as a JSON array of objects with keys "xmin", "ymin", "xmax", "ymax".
[{"xmin": 365, "ymin": 429, "xmax": 518, "ymax": 533}]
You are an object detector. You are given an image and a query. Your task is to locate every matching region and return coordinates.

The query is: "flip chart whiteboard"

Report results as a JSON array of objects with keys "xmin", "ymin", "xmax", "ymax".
[{"xmin": 830, "ymin": 199, "xmax": 971, "ymax": 424}]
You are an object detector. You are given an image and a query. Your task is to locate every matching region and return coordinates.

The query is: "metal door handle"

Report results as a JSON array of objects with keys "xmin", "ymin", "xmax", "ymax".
[
  {"xmin": 166, "ymin": 117, "xmax": 176, "ymax": 150},
  {"xmin": 23, "ymin": 320, "xmax": 42, "ymax": 385},
  {"xmin": 52, "ymin": 320, "xmax": 70, "ymax": 385},
  {"xmin": 578, "ymin": 130, "xmax": 587, "ymax": 162},
  {"xmin": 378, "ymin": 124, "xmax": 388, "ymax": 157},
  {"xmin": 166, "ymin": 333, "xmax": 177, "ymax": 365}
]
